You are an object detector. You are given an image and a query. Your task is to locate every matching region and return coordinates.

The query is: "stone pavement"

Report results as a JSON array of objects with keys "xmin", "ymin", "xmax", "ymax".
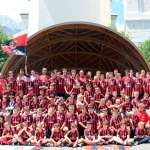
[{"xmin": 0, "ymin": 144, "xmax": 149, "ymax": 150}]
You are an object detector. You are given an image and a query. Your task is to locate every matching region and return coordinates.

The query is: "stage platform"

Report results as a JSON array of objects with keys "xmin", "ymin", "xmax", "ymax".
[{"xmin": 0, "ymin": 144, "xmax": 149, "ymax": 150}]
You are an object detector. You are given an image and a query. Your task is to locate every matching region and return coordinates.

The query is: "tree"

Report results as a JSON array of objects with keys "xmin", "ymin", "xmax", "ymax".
[
  {"xmin": 0, "ymin": 26, "xmax": 9, "ymax": 71},
  {"xmin": 139, "ymin": 39, "xmax": 150, "ymax": 63}
]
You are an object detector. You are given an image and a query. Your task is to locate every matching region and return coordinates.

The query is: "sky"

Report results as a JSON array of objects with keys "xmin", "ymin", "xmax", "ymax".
[
  {"xmin": 0, "ymin": 0, "xmax": 29, "ymax": 22},
  {"xmin": 0, "ymin": 0, "xmax": 124, "ymax": 31}
]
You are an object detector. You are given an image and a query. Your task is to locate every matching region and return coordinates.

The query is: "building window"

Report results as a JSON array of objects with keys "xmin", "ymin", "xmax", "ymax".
[
  {"xmin": 138, "ymin": 0, "xmax": 144, "ymax": 13},
  {"xmin": 143, "ymin": 0, "xmax": 150, "ymax": 12}
]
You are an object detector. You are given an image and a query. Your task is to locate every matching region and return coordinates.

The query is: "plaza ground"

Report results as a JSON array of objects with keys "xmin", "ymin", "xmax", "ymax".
[{"xmin": 0, "ymin": 144, "xmax": 150, "ymax": 150}]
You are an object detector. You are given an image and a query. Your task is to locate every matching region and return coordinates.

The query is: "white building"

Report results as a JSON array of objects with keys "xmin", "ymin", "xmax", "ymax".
[
  {"xmin": 27, "ymin": 0, "xmax": 111, "ymax": 35},
  {"xmin": 124, "ymin": 0, "xmax": 150, "ymax": 45}
]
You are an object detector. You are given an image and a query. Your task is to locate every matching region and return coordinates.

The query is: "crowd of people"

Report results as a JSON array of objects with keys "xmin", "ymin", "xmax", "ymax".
[{"xmin": 0, "ymin": 68, "xmax": 149, "ymax": 147}]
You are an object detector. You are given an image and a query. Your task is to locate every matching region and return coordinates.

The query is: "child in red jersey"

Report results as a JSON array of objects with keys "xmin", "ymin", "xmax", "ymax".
[
  {"xmin": 33, "ymin": 108, "xmax": 44, "ymax": 126},
  {"xmin": 56, "ymin": 104, "xmax": 66, "ymax": 130},
  {"xmin": 140, "ymin": 93, "xmax": 150, "ymax": 110},
  {"xmin": 65, "ymin": 104, "xmax": 78, "ymax": 130},
  {"xmin": 135, "ymin": 121, "xmax": 150, "ymax": 144},
  {"xmin": 44, "ymin": 105, "xmax": 56, "ymax": 138},
  {"xmin": 39, "ymin": 68, "xmax": 49, "ymax": 86},
  {"xmin": 11, "ymin": 108, "xmax": 22, "ymax": 128},
  {"xmin": 84, "ymin": 84, "xmax": 94, "ymax": 104},
  {"xmin": 97, "ymin": 121, "xmax": 113, "ymax": 144},
  {"xmin": 14, "ymin": 122, "xmax": 32, "ymax": 145},
  {"xmin": 110, "ymin": 108, "xmax": 122, "ymax": 133},
  {"xmin": 0, "ymin": 122, "xmax": 13, "ymax": 145},
  {"xmin": 22, "ymin": 109, "xmax": 33, "ymax": 126},
  {"xmin": 97, "ymin": 109, "xmax": 111, "ymax": 129},
  {"xmin": 31, "ymin": 122, "xmax": 47, "ymax": 147},
  {"xmin": 7, "ymin": 70, "xmax": 16, "ymax": 91},
  {"xmin": 47, "ymin": 123, "xmax": 64, "ymax": 146},
  {"xmin": 78, "ymin": 105, "xmax": 89, "ymax": 137},
  {"xmin": 64, "ymin": 75, "xmax": 74, "ymax": 96},
  {"xmin": 134, "ymin": 121, "xmax": 148, "ymax": 145},
  {"xmin": 76, "ymin": 94, "xmax": 87, "ymax": 113},
  {"xmin": 121, "ymin": 96, "xmax": 133, "ymax": 114},
  {"xmin": 97, "ymin": 98, "xmax": 107, "ymax": 113},
  {"xmin": 87, "ymin": 104, "xmax": 98, "ymax": 133},
  {"xmin": 46, "ymin": 84, "xmax": 56, "ymax": 98},
  {"xmin": 64, "ymin": 122, "xmax": 79, "ymax": 147},
  {"xmin": 80, "ymin": 121, "xmax": 98, "ymax": 145},
  {"xmin": 112, "ymin": 121, "xmax": 134, "ymax": 145}
]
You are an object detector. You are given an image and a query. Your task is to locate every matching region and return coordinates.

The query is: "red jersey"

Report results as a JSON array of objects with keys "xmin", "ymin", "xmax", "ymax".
[
  {"xmin": 144, "ymin": 78, "xmax": 150, "ymax": 95},
  {"xmin": 135, "ymin": 128, "xmax": 145, "ymax": 136},
  {"xmin": 92, "ymin": 79, "xmax": 100, "ymax": 88},
  {"xmin": 140, "ymin": 98, "xmax": 150, "ymax": 109},
  {"xmin": 44, "ymin": 113, "xmax": 56, "ymax": 129},
  {"xmin": 99, "ymin": 80, "xmax": 107, "ymax": 95},
  {"xmin": 46, "ymin": 89, "xmax": 56, "ymax": 98},
  {"xmin": 131, "ymin": 115, "xmax": 140, "ymax": 128},
  {"xmin": 116, "ymin": 78, "xmax": 124, "ymax": 95},
  {"xmin": 16, "ymin": 76, "xmax": 26, "ymax": 94},
  {"xmin": 84, "ymin": 90, "xmax": 94, "ymax": 104},
  {"xmin": 0, "ymin": 79, "xmax": 6, "ymax": 94},
  {"xmin": 88, "ymin": 112, "xmax": 98, "ymax": 132},
  {"xmin": 15, "ymin": 101, "xmax": 22, "ymax": 109},
  {"xmin": 57, "ymin": 77, "xmax": 65, "ymax": 93},
  {"xmin": 56, "ymin": 112, "xmax": 66, "ymax": 126},
  {"xmin": 30, "ymin": 76, "xmax": 40, "ymax": 96},
  {"xmin": 48, "ymin": 78, "xmax": 57, "ymax": 90},
  {"xmin": 99, "ymin": 114, "xmax": 111, "ymax": 127},
  {"xmin": 66, "ymin": 130, "xmax": 79, "ymax": 141},
  {"xmin": 84, "ymin": 128, "xmax": 95, "ymax": 140},
  {"xmin": 99, "ymin": 127, "xmax": 113, "ymax": 136},
  {"xmin": 117, "ymin": 127, "xmax": 129, "ymax": 140},
  {"xmin": 22, "ymin": 115, "xmax": 33, "ymax": 126},
  {"xmin": 122, "ymin": 102, "xmax": 133, "ymax": 112},
  {"xmin": 30, "ymin": 99, "xmax": 39, "ymax": 110},
  {"xmin": 66, "ymin": 112, "xmax": 78, "ymax": 128},
  {"xmin": 39, "ymin": 99, "xmax": 48, "ymax": 111},
  {"xmin": 35, "ymin": 129, "xmax": 46, "ymax": 140},
  {"xmin": 72, "ymin": 79, "xmax": 81, "ymax": 94},
  {"xmin": 39, "ymin": 75, "xmax": 49, "ymax": 86},
  {"xmin": 34, "ymin": 114, "xmax": 43, "ymax": 125},
  {"xmin": 123, "ymin": 77, "xmax": 134, "ymax": 97},
  {"xmin": 110, "ymin": 115, "xmax": 122, "ymax": 130},
  {"xmin": 2, "ymin": 128, "xmax": 13, "ymax": 136},
  {"xmin": 78, "ymin": 112, "xmax": 89, "ymax": 126},
  {"xmin": 11, "ymin": 115, "xmax": 22, "ymax": 126},
  {"xmin": 134, "ymin": 78, "xmax": 143, "ymax": 94},
  {"xmin": 51, "ymin": 130, "xmax": 63, "ymax": 141},
  {"xmin": 64, "ymin": 77, "xmax": 74, "ymax": 93},
  {"xmin": 107, "ymin": 78, "xmax": 117, "ymax": 94},
  {"xmin": 20, "ymin": 128, "xmax": 31, "ymax": 139},
  {"xmin": 7, "ymin": 77, "xmax": 16, "ymax": 90}
]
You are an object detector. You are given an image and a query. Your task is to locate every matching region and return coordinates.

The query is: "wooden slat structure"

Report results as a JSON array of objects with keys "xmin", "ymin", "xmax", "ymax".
[{"xmin": 2, "ymin": 22, "xmax": 150, "ymax": 75}]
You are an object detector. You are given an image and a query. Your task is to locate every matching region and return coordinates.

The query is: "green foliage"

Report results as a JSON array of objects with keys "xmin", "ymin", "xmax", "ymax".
[
  {"xmin": 139, "ymin": 39, "xmax": 150, "ymax": 63},
  {"xmin": 0, "ymin": 26, "xmax": 9, "ymax": 71}
]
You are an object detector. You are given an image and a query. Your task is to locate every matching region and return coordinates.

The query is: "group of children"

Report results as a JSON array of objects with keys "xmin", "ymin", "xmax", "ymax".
[{"xmin": 0, "ymin": 68, "xmax": 149, "ymax": 147}]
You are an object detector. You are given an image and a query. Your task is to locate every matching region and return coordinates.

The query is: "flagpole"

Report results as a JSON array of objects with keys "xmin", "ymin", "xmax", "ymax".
[{"xmin": 25, "ymin": 47, "xmax": 28, "ymax": 75}]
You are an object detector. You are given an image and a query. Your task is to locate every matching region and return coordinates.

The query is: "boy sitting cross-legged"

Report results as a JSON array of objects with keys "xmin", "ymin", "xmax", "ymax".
[
  {"xmin": 112, "ymin": 121, "xmax": 134, "ymax": 145},
  {"xmin": 47, "ymin": 123, "xmax": 64, "ymax": 146},
  {"xmin": 97, "ymin": 120, "xmax": 114, "ymax": 145},
  {"xmin": 79, "ymin": 120, "xmax": 98, "ymax": 145},
  {"xmin": 64, "ymin": 122, "xmax": 79, "ymax": 147}
]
